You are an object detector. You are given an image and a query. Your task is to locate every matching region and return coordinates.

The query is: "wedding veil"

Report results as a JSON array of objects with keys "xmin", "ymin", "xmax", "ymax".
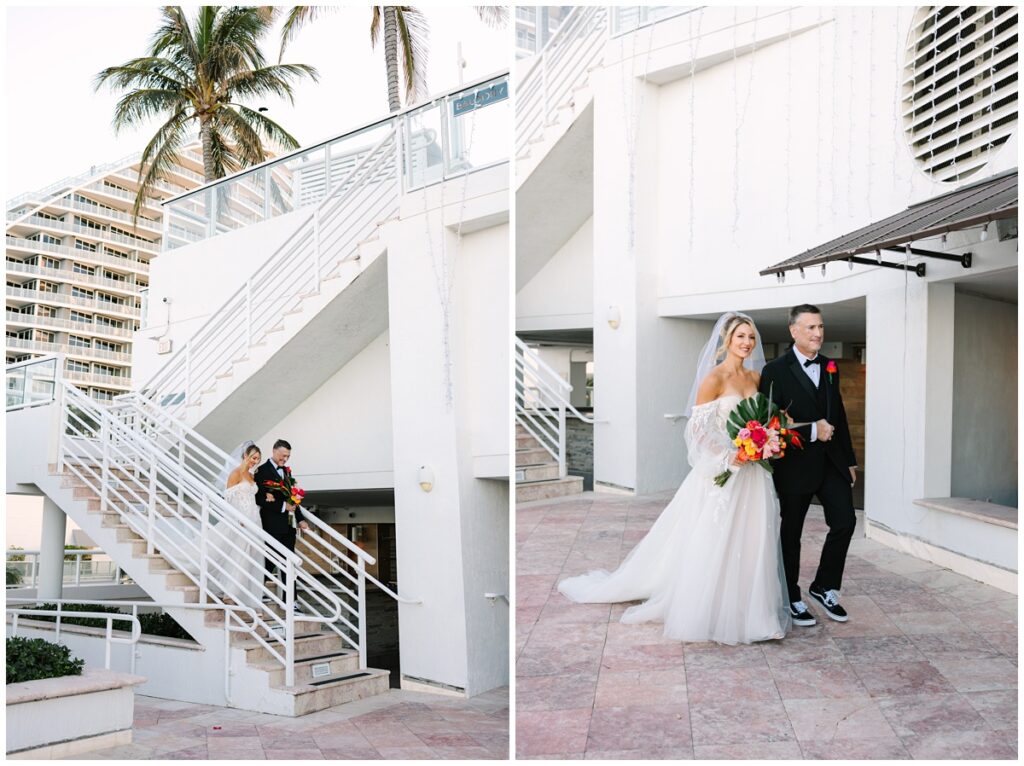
[
  {"xmin": 219, "ymin": 440, "xmax": 258, "ymax": 490},
  {"xmin": 682, "ymin": 311, "xmax": 766, "ymax": 418}
]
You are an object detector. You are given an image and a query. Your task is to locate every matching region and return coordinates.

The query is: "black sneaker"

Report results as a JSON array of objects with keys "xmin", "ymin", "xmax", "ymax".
[
  {"xmin": 789, "ymin": 601, "xmax": 817, "ymax": 627},
  {"xmin": 808, "ymin": 585, "xmax": 849, "ymax": 622}
]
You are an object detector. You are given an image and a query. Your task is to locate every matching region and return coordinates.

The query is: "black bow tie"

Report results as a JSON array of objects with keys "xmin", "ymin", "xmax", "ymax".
[{"xmin": 803, "ymin": 357, "xmax": 822, "ymax": 367}]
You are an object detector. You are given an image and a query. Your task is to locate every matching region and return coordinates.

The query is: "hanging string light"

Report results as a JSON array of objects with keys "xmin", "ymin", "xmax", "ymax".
[
  {"xmin": 784, "ymin": 7, "xmax": 794, "ymax": 245},
  {"xmin": 687, "ymin": 9, "xmax": 705, "ymax": 257},
  {"xmin": 866, "ymin": 7, "xmax": 876, "ymax": 220},
  {"xmin": 732, "ymin": 7, "xmax": 760, "ymax": 246},
  {"xmin": 816, "ymin": 5, "xmax": 825, "ymax": 236},
  {"xmin": 620, "ymin": 13, "xmax": 657, "ymax": 260}
]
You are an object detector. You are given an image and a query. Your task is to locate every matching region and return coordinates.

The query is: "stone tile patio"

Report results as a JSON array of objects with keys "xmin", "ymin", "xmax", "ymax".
[
  {"xmin": 516, "ymin": 491, "xmax": 1017, "ymax": 760},
  {"xmin": 66, "ymin": 687, "xmax": 508, "ymax": 760}
]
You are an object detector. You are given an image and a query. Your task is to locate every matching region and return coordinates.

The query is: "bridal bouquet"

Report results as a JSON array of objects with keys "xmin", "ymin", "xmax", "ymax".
[
  {"xmin": 262, "ymin": 468, "xmax": 306, "ymax": 529},
  {"xmin": 714, "ymin": 388, "xmax": 803, "ymax": 487}
]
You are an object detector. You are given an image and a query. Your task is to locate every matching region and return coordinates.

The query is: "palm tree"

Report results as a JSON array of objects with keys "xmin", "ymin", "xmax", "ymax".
[
  {"xmin": 278, "ymin": 6, "xmax": 507, "ymax": 113},
  {"xmin": 95, "ymin": 6, "xmax": 319, "ymax": 222}
]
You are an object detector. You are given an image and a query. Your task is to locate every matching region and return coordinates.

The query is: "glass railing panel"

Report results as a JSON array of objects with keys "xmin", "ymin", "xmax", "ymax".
[
  {"xmin": 404, "ymin": 101, "xmax": 445, "ymax": 191},
  {"xmin": 6, "ymin": 356, "xmax": 57, "ymax": 409}
]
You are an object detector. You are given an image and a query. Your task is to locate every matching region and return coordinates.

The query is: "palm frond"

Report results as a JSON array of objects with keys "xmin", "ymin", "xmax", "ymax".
[
  {"xmin": 133, "ymin": 108, "xmax": 193, "ymax": 223},
  {"xmin": 223, "ymin": 63, "xmax": 319, "ymax": 105},
  {"xmin": 112, "ymin": 89, "xmax": 189, "ymax": 132},
  {"xmin": 227, "ymin": 105, "xmax": 302, "ymax": 152},
  {"xmin": 278, "ymin": 6, "xmax": 330, "ymax": 60},
  {"xmin": 474, "ymin": 6, "xmax": 508, "ymax": 28}
]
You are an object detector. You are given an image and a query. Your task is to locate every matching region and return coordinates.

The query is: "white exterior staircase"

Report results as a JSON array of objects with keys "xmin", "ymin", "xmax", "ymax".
[
  {"xmin": 7, "ymin": 379, "xmax": 392, "ymax": 715},
  {"xmin": 515, "ymin": 338, "xmax": 588, "ymax": 503},
  {"xmin": 140, "ymin": 128, "xmax": 401, "ymax": 448},
  {"xmin": 515, "ymin": 6, "xmax": 608, "ymax": 185}
]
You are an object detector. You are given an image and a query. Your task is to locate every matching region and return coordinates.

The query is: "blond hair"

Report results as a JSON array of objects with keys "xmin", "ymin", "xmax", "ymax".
[{"xmin": 715, "ymin": 314, "xmax": 755, "ymax": 361}]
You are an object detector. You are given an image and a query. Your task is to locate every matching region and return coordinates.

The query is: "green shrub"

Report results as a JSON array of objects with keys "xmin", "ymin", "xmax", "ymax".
[
  {"xmin": 6, "ymin": 637, "xmax": 85, "ymax": 684},
  {"xmin": 6, "ymin": 566, "xmax": 24, "ymax": 586},
  {"xmin": 21, "ymin": 603, "xmax": 194, "ymax": 642},
  {"xmin": 62, "ymin": 545, "xmax": 93, "ymax": 562},
  {"xmin": 7, "ymin": 546, "xmax": 25, "ymax": 562}
]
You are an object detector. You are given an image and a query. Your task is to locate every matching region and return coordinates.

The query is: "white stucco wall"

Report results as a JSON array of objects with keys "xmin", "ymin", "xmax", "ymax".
[
  {"xmin": 951, "ymin": 293, "xmax": 1017, "ymax": 507},
  {"xmin": 385, "ymin": 168, "xmax": 509, "ymax": 695},
  {"xmin": 255, "ymin": 331, "xmax": 394, "ymax": 491},
  {"xmin": 563, "ymin": 5, "xmax": 1019, "ymax": 497},
  {"xmin": 516, "ymin": 217, "xmax": 594, "ymax": 332},
  {"xmin": 133, "ymin": 209, "xmax": 310, "ymax": 385}
]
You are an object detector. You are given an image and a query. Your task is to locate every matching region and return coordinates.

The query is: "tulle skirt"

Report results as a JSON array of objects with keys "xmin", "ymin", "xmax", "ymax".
[{"xmin": 558, "ymin": 460, "xmax": 791, "ymax": 644}]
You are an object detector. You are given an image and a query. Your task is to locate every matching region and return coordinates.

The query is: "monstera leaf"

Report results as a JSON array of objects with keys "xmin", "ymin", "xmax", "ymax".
[{"xmin": 724, "ymin": 385, "xmax": 780, "ymax": 439}]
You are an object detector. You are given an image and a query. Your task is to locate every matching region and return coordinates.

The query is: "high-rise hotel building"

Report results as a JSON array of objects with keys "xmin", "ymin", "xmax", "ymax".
[{"xmin": 6, "ymin": 144, "xmax": 204, "ymax": 400}]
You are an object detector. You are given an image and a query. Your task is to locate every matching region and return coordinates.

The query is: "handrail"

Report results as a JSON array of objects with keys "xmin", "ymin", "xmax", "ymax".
[
  {"xmin": 142, "ymin": 126, "xmax": 399, "ymax": 405},
  {"xmin": 7, "ymin": 596, "xmax": 255, "ymax": 689},
  {"xmin": 55, "ymin": 382, "xmax": 336, "ymax": 684},
  {"xmin": 102, "ymin": 389, "xmax": 390, "ymax": 666},
  {"xmin": 7, "ymin": 606, "xmax": 141, "ymax": 671},
  {"xmin": 161, "ymin": 71, "xmax": 508, "ymax": 205},
  {"xmin": 5, "ymin": 548, "xmax": 124, "ymax": 589}
]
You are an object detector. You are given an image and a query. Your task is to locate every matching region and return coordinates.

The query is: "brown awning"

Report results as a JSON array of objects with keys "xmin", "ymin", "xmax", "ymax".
[{"xmin": 761, "ymin": 169, "xmax": 1018, "ymax": 277}]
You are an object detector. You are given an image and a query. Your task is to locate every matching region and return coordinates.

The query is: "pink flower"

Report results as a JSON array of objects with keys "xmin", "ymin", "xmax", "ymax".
[{"xmin": 738, "ymin": 428, "xmax": 751, "ymax": 441}]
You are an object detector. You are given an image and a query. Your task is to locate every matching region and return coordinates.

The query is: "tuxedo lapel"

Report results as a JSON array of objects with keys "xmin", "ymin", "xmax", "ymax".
[{"xmin": 786, "ymin": 350, "xmax": 820, "ymax": 408}]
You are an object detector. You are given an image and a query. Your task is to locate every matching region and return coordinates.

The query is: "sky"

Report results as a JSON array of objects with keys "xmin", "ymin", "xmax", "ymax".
[{"xmin": 4, "ymin": 5, "xmax": 510, "ymax": 197}]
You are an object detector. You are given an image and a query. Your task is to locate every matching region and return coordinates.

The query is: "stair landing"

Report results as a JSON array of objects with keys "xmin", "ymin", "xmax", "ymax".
[{"xmin": 515, "ymin": 423, "xmax": 583, "ymax": 504}]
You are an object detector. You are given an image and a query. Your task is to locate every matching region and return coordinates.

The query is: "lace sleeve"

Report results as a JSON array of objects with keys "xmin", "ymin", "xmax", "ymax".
[{"xmin": 684, "ymin": 402, "xmax": 734, "ymax": 473}]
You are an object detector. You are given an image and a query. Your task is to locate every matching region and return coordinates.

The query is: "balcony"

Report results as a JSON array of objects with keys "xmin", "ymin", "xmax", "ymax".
[
  {"xmin": 6, "ymin": 236, "xmax": 150, "ymax": 273},
  {"xmin": 7, "ymin": 261, "xmax": 139, "ymax": 296},
  {"xmin": 4, "ymin": 310, "xmax": 133, "ymax": 339},
  {"xmin": 5, "ymin": 336, "xmax": 131, "ymax": 364},
  {"xmin": 6, "ymin": 286, "xmax": 141, "ymax": 318},
  {"xmin": 82, "ymin": 182, "xmax": 161, "ymax": 214},
  {"xmin": 63, "ymin": 369, "xmax": 132, "ymax": 389},
  {"xmin": 48, "ymin": 197, "xmax": 162, "ymax": 235},
  {"xmin": 9, "ymin": 214, "xmax": 159, "ymax": 254}
]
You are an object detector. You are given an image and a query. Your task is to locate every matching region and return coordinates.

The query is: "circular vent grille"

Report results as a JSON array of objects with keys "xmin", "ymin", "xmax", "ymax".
[{"xmin": 903, "ymin": 6, "xmax": 1018, "ymax": 183}]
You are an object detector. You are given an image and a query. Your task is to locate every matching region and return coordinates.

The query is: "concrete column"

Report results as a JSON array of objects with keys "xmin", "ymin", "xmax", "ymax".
[
  {"xmin": 385, "ymin": 189, "xmax": 509, "ymax": 696},
  {"xmin": 865, "ymin": 281, "xmax": 955, "ymax": 534},
  {"xmin": 37, "ymin": 496, "xmax": 67, "ymax": 600}
]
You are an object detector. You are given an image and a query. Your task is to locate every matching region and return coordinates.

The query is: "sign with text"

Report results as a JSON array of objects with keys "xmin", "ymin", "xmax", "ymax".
[{"xmin": 452, "ymin": 81, "xmax": 508, "ymax": 117}]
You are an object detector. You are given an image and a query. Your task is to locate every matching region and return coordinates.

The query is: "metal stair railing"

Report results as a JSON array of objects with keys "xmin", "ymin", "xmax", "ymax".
[
  {"xmin": 514, "ymin": 338, "xmax": 595, "ymax": 478},
  {"xmin": 139, "ymin": 127, "xmax": 401, "ymax": 416},
  {"xmin": 516, "ymin": 6, "xmax": 609, "ymax": 158},
  {"xmin": 55, "ymin": 381, "xmax": 346, "ymax": 686},
  {"xmin": 109, "ymin": 390, "xmax": 419, "ymax": 667}
]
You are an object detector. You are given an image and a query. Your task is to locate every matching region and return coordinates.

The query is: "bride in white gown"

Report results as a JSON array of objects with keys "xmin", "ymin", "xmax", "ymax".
[
  {"xmin": 214, "ymin": 442, "xmax": 267, "ymax": 610},
  {"xmin": 559, "ymin": 312, "xmax": 791, "ymax": 644}
]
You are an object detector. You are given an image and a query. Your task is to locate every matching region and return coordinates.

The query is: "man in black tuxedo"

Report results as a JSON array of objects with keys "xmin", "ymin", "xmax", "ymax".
[
  {"xmin": 254, "ymin": 439, "xmax": 309, "ymax": 611},
  {"xmin": 759, "ymin": 305, "xmax": 858, "ymax": 626}
]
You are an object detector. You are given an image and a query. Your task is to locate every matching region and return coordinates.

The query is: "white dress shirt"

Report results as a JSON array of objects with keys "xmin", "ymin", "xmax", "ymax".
[{"xmin": 792, "ymin": 347, "xmax": 821, "ymax": 442}]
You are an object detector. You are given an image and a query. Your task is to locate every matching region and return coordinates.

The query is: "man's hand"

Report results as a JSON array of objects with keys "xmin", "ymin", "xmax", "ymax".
[
  {"xmin": 285, "ymin": 502, "xmax": 296, "ymax": 511},
  {"xmin": 850, "ymin": 467, "xmax": 857, "ymax": 486},
  {"xmin": 816, "ymin": 419, "xmax": 835, "ymax": 442},
  {"xmin": 298, "ymin": 521, "xmax": 310, "ymax": 532},
  {"xmin": 265, "ymin": 493, "xmax": 275, "ymax": 503}
]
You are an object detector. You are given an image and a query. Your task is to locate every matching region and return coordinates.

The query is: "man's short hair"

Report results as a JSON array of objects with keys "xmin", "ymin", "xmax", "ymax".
[
  {"xmin": 273, "ymin": 439, "xmax": 291, "ymax": 451},
  {"xmin": 789, "ymin": 304, "xmax": 822, "ymax": 325}
]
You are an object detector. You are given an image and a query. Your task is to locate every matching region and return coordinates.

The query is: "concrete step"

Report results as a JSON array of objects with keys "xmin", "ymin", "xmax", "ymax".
[
  {"xmin": 516, "ymin": 475, "xmax": 584, "ymax": 504},
  {"xmin": 249, "ymin": 649, "xmax": 362, "ymax": 686},
  {"xmin": 272, "ymin": 668, "xmax": 391, "ymax": 717},
  {"xmin": 516, "ymin": 433, "xmax": 542, "ymax": 450},
  {"xmin": 516, "ymin": 463, "xmax": 560, "ymax": 483},
  {"xmin": 236, "ymin": 632, "xmax": 346, "ymax": 664},
  {"xmin": 516, "ymin": 447, "xmax": 552, "ymax": 466}
]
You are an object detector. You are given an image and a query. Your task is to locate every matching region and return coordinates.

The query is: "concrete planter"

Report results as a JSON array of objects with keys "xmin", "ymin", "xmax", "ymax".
[{"xmin": 6, "ymin": 668, "xmax": 145, "ymax": 758}]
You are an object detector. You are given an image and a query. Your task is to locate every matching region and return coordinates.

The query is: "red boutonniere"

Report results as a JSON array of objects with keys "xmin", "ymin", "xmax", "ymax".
[{"xmin": 826, "ymin": 360, "xmax": 838, "ymax": 383}]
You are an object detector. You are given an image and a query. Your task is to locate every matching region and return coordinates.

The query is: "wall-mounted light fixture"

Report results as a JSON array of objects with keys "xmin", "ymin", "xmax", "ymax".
[
  {"xmin": 417, "ymin": 465, "xmax": 434, "ymax": 493},
  {"xmin": 606, "ymin": 306, "xmax": 621, "ymax": 330}
]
